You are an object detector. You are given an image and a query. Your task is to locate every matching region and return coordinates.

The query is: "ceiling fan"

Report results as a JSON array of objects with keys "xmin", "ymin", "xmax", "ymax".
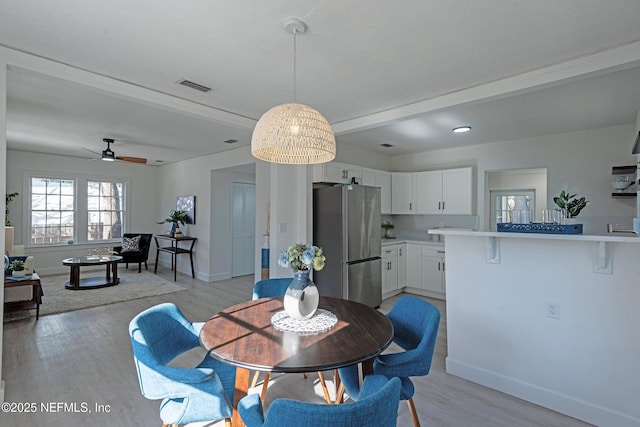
[{"xmin": 83, "ymin": 138, "xmax": 147, "ymax": 164}]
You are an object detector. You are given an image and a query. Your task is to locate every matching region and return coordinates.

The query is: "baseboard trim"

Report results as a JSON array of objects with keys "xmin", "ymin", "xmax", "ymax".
[{"xmin": 446, "ymin": 358, "xmax": 640, "ymax": 427}]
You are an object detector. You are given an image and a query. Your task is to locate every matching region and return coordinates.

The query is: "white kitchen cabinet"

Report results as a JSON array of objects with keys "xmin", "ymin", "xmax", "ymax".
[
  {"xmin": 313, "ymin": 162, "xmax": 362, "ymax": 184},
  {"xmin": 421, "ymin": 246, "xmax": 445, "ymax": 294},
  {"xmin": 397, "ymin": 243, "xmax": 407, "ymax": 287},
  {"xmin": 382, "ymin": 244, "xmax": 398, "ymax": 294},
  {"xmin": 362, "ymin": 168, "xmax": 392, "ymax": 214},
  {"xmin": 391, "ymin": 172, "xmax": 416, "ymax": 214},
  {"xmin": 405, "ymin": 243, "xmax": 422, "ymax": 287},
  {"xmin": 415, "ymin": 167, "xmax": 473, "ymax": 215}
]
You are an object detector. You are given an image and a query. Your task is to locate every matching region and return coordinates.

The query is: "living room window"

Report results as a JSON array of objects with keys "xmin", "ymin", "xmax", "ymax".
[
  {"xmin": 28, "ymin": 174, "xmax": 129, "ymax": 246},
  {"xmin": 30, "ymin": 177, "xmax": 75, "ymax": 245},
  {"xmin": 87, "ymin": 180, "xmax": 125, "ymax": 241}
]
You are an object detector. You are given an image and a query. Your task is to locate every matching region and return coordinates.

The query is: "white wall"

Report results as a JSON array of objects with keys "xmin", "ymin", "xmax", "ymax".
[
  {"xmin": 391, "ymin": 124, "xmax": 638, "ymax": 234},
  {"xmin": 5, "ymin": 149, "xmax": 159, "ymax": 274},
  {"xmin": 445, "ymin": 234, "xmax": 640, "ymax": 426}
]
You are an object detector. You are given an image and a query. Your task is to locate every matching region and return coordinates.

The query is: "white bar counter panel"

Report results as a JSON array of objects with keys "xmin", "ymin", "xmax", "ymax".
[{"xmin": 429, "ymin": 229, "xmax": 640, "ymax": 427}]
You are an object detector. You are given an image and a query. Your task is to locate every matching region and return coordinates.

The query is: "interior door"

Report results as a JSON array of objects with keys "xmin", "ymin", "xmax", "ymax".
[{"xmin": 232, "ymin": 182, "xmax": 255, "ymax": 277}]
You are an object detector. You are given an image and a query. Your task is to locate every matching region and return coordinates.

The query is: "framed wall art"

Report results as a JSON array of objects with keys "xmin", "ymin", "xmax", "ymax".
[{"xmin": 176, "ymin": 195, "xmax": 196, "ymax": 224}]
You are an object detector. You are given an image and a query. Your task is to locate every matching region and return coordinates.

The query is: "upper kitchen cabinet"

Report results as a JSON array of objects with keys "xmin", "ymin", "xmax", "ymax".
[
  {"xmin": 362, "ymin": 168, "xmax": 391, "ymax": 214},
  {"xmin": 313, "ymin": 162, "xmax": 362, "ymax": 184},
  {"xmin": 391, "ymin": 172, "xmax": 416, "ymax": 214},
  {"xmin": 416, "ymin": 167, "xmax": 473, "ymax": 215}
]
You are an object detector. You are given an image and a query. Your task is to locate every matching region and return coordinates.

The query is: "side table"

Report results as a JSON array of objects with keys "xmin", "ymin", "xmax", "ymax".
[
  {"xmin": 4, "ymin": 273, "xmax": 42, "ymax": 319},
  {"xmin": 154, "ymin": 235, "xmax": 197, "ymax": 281}
]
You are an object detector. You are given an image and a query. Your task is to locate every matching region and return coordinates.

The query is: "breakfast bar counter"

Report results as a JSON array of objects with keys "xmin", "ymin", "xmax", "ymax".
[{"xmin": 429, "ymin": 228, "xmax": 640, "ymax": 427}]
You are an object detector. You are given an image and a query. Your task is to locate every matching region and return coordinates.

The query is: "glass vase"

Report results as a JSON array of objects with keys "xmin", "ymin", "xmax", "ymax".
[{"xmin": 283, "ymin": 270, "xmax": 319, "ymax": 320}]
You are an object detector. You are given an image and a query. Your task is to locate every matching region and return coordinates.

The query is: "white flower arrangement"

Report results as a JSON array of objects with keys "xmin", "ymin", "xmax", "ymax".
[{"xmin": 278, "ymin": 243, "xmax": 326, "ymax": 272}]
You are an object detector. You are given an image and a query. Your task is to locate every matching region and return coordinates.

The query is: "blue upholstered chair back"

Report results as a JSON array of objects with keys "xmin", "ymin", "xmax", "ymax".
[
  {"xmin": 338, "ymin": 296, "xmax": 440, "ymax": 403},
  {"xmin": 239, "ymin": 375, "xmax": 401, "ymax": 427},
  {"xmin": 375, "ymin": 295, "xmax": 441, "ymax": 378},
  {"xmin": 252, "ymin": 278, "xmax": 291, "ymax": 300},
  {"xmin": 129, "ymin": 303, "xmax": 235, "ymax": 425}
]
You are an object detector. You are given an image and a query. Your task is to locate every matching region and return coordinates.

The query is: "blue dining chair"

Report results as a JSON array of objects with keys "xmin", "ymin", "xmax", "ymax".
[
  {"xmin": 251, "ymin": 278, "xmax": 335, "ymax": 403},
  {"xmin": 129, "ymin": 303, "xmax": 236, "ymax": 427},
  {"xmin": 239, "ymin": 375, "xmax": 401, "ymax": 427},
  {"xmin": 337, "ymin": 296, "xmax": 440, "ymax": 427}
]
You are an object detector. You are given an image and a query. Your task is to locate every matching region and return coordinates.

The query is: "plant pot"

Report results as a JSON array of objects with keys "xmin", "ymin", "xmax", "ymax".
[
  {"xmin": 283, "ymin": 270, "xmax": 319, "ymax": 320},
  {"xmin": 12, "ymin": 270, "xmax": 26, "ymax": 278}
]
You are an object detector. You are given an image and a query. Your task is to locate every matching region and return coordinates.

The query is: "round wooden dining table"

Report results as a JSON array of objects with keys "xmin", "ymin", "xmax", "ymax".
[{"xmin": 199, "ymin": 296, "xmax": 393, "ymax": 427}]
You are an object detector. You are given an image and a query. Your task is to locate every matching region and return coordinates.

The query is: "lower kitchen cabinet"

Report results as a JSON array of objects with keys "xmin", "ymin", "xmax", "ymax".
[
  {"xmin": 421, "ymin": 245, "xmax": 446, "ymax": 294},
  {"xmin": 397, "ymin": 243, "xmax": 407, "ymax": 287},
  {"xmin": 382, "ymin": 244, "xmax": 399, "ymax": 294}
]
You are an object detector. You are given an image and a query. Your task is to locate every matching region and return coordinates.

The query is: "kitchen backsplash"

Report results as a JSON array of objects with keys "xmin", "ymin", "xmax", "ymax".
[{"xmin": 380, "ymin": 214, "xmax": 479, "ymax": 240}]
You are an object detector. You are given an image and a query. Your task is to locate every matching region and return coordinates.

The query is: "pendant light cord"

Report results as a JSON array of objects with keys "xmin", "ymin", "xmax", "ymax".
[{"xmin": 292, "ymin": 29, "xmax": 297, "ymax": 103}]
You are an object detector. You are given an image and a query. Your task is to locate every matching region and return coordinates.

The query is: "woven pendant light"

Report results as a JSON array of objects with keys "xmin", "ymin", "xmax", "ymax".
[{"xmin": 251, "ymin": 19, "xmax": 336, "ymax": 165}]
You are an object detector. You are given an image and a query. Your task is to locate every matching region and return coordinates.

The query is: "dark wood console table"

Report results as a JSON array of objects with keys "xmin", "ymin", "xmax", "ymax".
[
  {"xmin": 4, "ymin": 273, "xmax": 42, "ymax": 319},
  {"xmin": 153, "ymin": 235, "xmax": 197, "ymax": 281}
]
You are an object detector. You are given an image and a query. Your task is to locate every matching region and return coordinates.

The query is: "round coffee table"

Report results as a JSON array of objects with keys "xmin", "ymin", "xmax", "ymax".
[{"xmin": 62, "ymin": 255, "xmax": 123, "ymax": 290}]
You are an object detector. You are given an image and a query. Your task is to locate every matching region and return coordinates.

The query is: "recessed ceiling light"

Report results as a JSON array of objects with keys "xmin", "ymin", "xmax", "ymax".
[{"xmin": 452, "ymin": 126, "xmax": 472, "ymax": 133}]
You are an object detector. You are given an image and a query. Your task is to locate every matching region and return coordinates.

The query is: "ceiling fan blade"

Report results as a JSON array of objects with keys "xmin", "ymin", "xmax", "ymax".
[
  {"xmin": 82, "ymin": 147, "xmax": 102, "ymax": 156},
  {"xmin": 116, "ymin": 156, "xmax": 147, "ymax": 164}
]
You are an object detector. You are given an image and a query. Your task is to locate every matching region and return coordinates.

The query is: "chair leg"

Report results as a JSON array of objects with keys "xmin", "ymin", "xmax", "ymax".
[
  {"xmin": 138, "ymin": 262, "xmax": 142, "ymax": 273},
  {"xmin": 251, "ymin": 370, "xmax": 260, "ymax": 388},
  {"xmin": 260, "ymin": 372, "xmax": 270, "ymax": 403},
  {"xmin": 317, "ymin": 371, "xmax": 332, "ymax": 404},
  {"xmin": 407, "ymin": 398, "xmax": 421, "ymax": 427},
  {"xmin": 334, "ymin": 381, "xmax": 345, "ymax": 404}
]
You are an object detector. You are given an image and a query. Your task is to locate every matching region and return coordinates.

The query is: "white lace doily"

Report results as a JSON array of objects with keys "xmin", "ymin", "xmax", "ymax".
[{"xmin": 271, "ymin": 309, "xmax": 338, "ymax": 335}]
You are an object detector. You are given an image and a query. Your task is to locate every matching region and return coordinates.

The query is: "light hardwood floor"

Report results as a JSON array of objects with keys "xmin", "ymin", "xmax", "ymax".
[{"xmin": 2, "ymin": 269, "xmax": 592, "ymax": 427}]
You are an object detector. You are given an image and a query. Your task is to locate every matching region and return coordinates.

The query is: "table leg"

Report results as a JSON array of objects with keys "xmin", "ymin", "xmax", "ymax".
[
  {"xmin": 232, "ymin": 367, "xmax": 250, "ymax": 427},
  {"xmin": 106, "ymin": 263, "xmax": 111, "ymax": 282},
  {"xmin": 154, "ymin": 248, "xmax": 159, "ymax": 273},
  {"xmin": 70, "ymin": 266, "xmax": 80, "ymax": 289},
  {"xmin": 112, "ymin": 262, "xmax": 119, "ymax": 285},
  {"xmin": 189, "ymin": 252, "xmax": 195, "ymax": 278}
]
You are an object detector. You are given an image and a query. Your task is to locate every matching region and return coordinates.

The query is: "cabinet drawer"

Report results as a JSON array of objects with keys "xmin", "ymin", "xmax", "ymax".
[
  {"xmin": 382, "ymin": 245, "xmax": 398, "ymax": 258},
  {"xmin": 421, "ymin": 245, "xmax": 445, "ymax": 257}
]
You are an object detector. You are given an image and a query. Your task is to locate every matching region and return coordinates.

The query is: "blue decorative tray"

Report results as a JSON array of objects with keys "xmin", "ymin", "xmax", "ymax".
[{"xmin": 497, "ymin": 223, "xmax": 583, "ymax": 234}]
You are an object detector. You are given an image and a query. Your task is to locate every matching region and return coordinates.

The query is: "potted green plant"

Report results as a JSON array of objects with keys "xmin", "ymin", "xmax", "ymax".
[
  {"xmin": 381, "ymin": 220, "xmax": 395, "ymax": 239},
  {"xmin": 9, "ymin": 259, "xmax": 26, "ymax": 277},
  {"xmin": 553, "ymin": 190, "xmax": 588, "ymax": 219},
  {"xmin": 5, "ymin": 192, "xmax": 18, "ymax": 226},
  {"xmin": 157, "ymin": 210, "xmax": 192, "ymax": 237}
]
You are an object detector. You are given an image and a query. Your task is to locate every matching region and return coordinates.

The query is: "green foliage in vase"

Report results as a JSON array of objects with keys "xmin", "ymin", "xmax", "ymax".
[
  {"xmin": 157, "ymin": 210, "xmax": 192, "ymax": 226},
  {"xmin": 553, "ymin": 190, "xmax": 588, "ymax": 218}
]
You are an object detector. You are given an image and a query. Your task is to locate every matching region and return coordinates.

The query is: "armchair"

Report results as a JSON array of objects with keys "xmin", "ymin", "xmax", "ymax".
[
  {"xmin": 238, "ymin": 375, "xmax": 401, "ymax": 427},
  {"xmin": 129, "ymin": 303, "xmax": 236, "ymax": 427},
  {"xmin": 114, "ymin": 233, "xmax": 152, "ymax": 273}
]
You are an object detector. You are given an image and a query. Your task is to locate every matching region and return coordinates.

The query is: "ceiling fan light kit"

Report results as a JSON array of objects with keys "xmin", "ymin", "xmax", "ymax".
[
  {"xmin": 251, "ymin": 18, "xmax": 336, "ymax": 165},
  {"xmin": 83, "ymin": 138, "xmax": 148, "ymax": 164}
]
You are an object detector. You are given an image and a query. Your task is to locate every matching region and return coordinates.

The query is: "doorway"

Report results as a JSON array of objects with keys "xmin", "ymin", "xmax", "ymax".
[{"xmin": 232, "ymin": 182, "xmax": 256, "ymax": 277}]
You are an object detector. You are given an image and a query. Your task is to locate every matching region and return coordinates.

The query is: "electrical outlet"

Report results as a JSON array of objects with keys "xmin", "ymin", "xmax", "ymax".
[{"xmin": 545, "ymin": 302, "xmax": 560, "ymax": 319}]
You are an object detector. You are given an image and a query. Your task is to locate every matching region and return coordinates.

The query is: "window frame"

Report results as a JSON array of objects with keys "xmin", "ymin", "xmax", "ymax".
[{"xmin": 24, "ymin": 171, "xmax": 131, "ymax": 248}]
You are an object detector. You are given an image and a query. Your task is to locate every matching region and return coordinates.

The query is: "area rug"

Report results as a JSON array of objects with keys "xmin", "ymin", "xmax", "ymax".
[{"xmin": 4, "ymin": 270, "xmax": 186, "ymax": 321}]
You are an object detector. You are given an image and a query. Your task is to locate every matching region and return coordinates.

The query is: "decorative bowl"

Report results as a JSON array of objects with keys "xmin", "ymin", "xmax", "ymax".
[{"xmin": 612, "ymin": 181, "xmax": 631, "ymax": 191}]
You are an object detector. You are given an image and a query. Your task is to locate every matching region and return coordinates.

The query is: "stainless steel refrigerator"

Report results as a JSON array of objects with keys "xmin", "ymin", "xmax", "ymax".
[{"xmin": 313, "ymin": 185, "xmax": 382, "ymax": 307}]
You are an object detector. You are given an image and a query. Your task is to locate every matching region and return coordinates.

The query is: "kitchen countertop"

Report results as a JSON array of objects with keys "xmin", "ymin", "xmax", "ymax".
[
  {"xmin": 382, "ymin": 237, "xmax": 444, "ymax": 246},
  {"xmin": 427, "ymin": 228, "xmax": 640, "ymax": 243}
]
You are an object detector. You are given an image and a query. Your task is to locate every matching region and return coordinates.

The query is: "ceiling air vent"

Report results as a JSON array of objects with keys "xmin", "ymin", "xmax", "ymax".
[
  {"xmin": 176, "ymin": 79, "xmax": 212, "ymax": 93},
  {"xmin": 380, "ymin": 143, "xmax": 394, "ymax": 148},
  {"xmin": 224, "ymin": 139, "xmax": 238, "ymax": 144}
]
